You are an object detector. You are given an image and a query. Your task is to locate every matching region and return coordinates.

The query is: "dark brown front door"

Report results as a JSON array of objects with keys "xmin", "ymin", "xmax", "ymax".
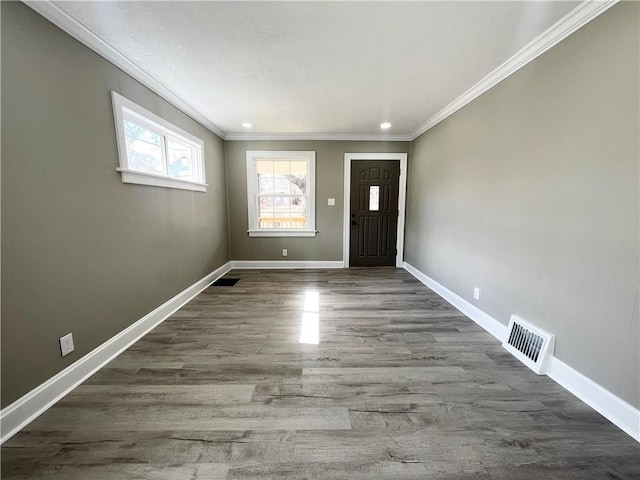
[{"xmin": 349, "ymin": 160, "xmax": 400, "ymax": 267}]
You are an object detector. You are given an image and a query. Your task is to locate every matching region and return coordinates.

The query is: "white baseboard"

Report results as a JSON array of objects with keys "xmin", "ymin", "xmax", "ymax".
[
  {"xmin": 230, "ymin": 260, "xmax": 344, "ymax": 269},
  {"xmin": 548, "ymin": 357, "xmax": 640, "ymax": 441},
  {"xmin": 403, "ymin": 262, "xmax": 508, "ymax": 340},
  {"xmin": 403, "ymin": 261, "xmax": 640, "ymax": 442},
  {"xmin": 0, "ymin": 261, "xmax": 233, "ymax": 444}
]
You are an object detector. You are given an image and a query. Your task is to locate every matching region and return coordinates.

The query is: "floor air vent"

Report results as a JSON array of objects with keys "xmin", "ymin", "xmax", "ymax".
[{"xmin": 502, "ymin": 315, "xmax": 555, "ymax": 374}]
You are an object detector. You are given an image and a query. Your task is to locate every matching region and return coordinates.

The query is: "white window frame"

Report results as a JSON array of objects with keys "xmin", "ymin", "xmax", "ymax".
[
  {"xmin": 111, "ymin": 91, "xmax": 208, "ymax": 192},
  {"xmin": 246, "ymin": 150, "xmax": 316, "ymax": 237}
]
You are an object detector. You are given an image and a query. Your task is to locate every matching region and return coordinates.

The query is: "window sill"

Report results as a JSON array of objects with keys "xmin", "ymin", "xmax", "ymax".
[
  {"xmin": 117, "ymin": 168, "xmax": 208, "ymax": 192},
  {"xmin": 248, "ymin": 229, "xmax": 317, "ymax": 238}
]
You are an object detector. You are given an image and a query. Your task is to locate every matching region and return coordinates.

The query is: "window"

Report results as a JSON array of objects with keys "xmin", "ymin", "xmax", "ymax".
[
  {"xmin": 246, "ymin": 150, "xmax": 316, "ymax": 237},
  {"xmin": 111, "ymin": 91, "xmax": 207, "ymax": 192}
]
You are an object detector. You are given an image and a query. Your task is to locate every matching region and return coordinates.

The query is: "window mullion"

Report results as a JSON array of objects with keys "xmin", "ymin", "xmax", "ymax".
[{"xmin": 161, "ymin": 135, "xmax": 169, "ymax": 176}]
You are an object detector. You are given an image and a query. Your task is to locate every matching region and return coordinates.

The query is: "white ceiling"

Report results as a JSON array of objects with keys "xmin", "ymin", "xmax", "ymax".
[{"xmin": 47, "ymin": 1, "xmax": 587, "ymax": 139}]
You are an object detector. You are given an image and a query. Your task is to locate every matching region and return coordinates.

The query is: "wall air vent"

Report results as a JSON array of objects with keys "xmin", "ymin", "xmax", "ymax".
[{"xmin": 503, "ymin": 314, "xmax": 555, "ymax": 374}]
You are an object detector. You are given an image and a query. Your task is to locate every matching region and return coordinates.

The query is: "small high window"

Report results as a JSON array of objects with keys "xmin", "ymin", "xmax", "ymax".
[
  {"xmin": 112, "ymin": 91, "xmax": 207, "ymax": 192},
  {"xmin": 246, "ymin": 151, "xmax": 316, "ymax": 237}
]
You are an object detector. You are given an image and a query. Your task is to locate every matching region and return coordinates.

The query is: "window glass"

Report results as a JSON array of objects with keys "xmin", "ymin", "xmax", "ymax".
[
  {"xmin": 123, "ymin": 120, "xmax": 165, "ymax": 174},
  {"xmin": 257, "ymin": 160, "xmax": 309, "ymax": 228},
  {"xmin": 167, "ymin": 138, "xmax": 194, "ymax": 179},
  {"xmin": 246, "ymin": 151, "xmax": 316, "ymax": 236},
  {"xmin": 288, "ymin": 161, "xmax": 307, "ymax": 194}
]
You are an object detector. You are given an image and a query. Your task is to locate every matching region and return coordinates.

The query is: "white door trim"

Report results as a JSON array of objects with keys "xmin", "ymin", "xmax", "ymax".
[{"xmin": 343, "ymin": 153, "xmax": 408, "ymax": 268}]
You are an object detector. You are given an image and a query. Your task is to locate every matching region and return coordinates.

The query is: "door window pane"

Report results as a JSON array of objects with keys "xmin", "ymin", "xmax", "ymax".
[{"xmin": 369, "ymin": 185, "xmax": 380, "ymax": 211}]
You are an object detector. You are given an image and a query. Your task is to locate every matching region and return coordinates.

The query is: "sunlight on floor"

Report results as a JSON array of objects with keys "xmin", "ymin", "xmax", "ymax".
[{"xmin": 300, "ymin": 290, "xmax": 320, "ymax": 344}]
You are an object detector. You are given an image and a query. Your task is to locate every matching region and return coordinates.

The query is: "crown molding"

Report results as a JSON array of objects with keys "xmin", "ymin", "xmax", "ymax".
[
  {"xmin": 224, "ymin": 133, "xmax": 412, "ymax": 142},
  {"xmin": 24, "ymin": 0, "xmax": 616, "ymax": 143},
  {"xmin": 409, "ymin": 0, "xmax": 619, "ymax": 140},
  {"xmin": 23, "ymin": 0, "xmax": 226, "ymax": 139},
  {"xmin": 23, "ymin": 0, "xmax": 408, "ymax": 143}
]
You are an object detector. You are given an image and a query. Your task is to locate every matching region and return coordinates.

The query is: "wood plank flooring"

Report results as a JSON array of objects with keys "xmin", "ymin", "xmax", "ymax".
[{"xmin": 2, "ymin": 268, "xmax": 638, "ymax": 479}]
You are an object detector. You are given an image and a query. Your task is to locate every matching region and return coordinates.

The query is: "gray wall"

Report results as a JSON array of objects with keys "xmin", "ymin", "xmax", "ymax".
[
  {"xmin": 2, "ymin": 0, "xmax": 637, "ymax": 413},
  {"xmin": 226, "ymin": 140, "xmax": 410, "ymax": 261},
  {"xmin": 405, "ymin": 2, "xmax": 639, "ymax": 408},
  {"xmin": 1, "ymin": 2, "xmax": 230, "ymax": 407}
]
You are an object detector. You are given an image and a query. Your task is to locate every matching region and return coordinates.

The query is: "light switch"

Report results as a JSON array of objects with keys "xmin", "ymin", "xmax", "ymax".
[{"xmin": 328, "ymin": 198, "xmax": 335, "ymax": 206}]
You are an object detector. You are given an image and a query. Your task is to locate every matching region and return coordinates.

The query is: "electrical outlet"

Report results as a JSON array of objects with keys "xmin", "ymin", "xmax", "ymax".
[
  {"xmin": 59, "ymin": 333, "xmax": 74, "ymax": 356},
  {"xmin": 328, "ymin": 198, "xmax": 335, "ymax": 206},
  {"xmin": 473, "ymin": 287, "xmax": 481, "ymax": 300},
  {"xmin": 282, "ymin": 248, "xmax": 288, "ymax": 257}
]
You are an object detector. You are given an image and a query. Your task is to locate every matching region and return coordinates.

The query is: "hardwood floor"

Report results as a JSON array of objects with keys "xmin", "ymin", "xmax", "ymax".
[{"xmin": 2, "ymin": 268, "xmax": 638, "ymax": 479}]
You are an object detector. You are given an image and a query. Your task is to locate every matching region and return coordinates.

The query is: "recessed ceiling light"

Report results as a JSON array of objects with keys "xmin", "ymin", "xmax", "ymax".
[
  {"xmin": 380, "ymin": 122, "xmax": 391, "ymax": 129},
  {"xmin": 242, "ymin": 122, "xmax": 252, "ymax": 128}
]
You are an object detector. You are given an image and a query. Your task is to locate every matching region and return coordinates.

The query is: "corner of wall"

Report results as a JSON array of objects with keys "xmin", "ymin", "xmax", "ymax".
[{"xmin": 222, "ymin": 139, "xmax": 233, "ymax": 261}]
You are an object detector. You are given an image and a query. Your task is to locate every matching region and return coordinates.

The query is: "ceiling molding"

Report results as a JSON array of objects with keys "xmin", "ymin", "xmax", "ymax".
[
  {"xmin": 24, "ymin": 0, "xmax": 616, "ymax": 143},
  {"xmin": 224, "ymin": 133, "xmax": 412, "ymax": 142},
  {"xmin": 409, "ymin": 0, "xmax": 619, "ymax": 141},
  {"xmin": 23, "ymin": 0, "xmax": 226, "ymax": 139}
]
